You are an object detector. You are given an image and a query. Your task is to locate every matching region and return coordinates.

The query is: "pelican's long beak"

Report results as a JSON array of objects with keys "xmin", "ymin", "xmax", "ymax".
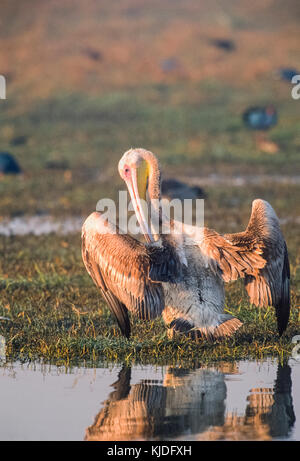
[{"xmin": 126, "ymin": 168, "xmax": 154, "ymax": 244}]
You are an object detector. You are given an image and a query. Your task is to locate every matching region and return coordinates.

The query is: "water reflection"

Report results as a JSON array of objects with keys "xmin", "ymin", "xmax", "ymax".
[
  {"xmin": 199, "ymin": 363, "xmax": 296, "ymax": 441},
  {"xmin": 86, "ymin": 363, "xmax": 295, "ymax": 441}
]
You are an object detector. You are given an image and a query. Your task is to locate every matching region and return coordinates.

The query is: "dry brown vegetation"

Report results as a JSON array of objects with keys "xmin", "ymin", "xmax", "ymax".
[{"xmin": 0, "ymin": 0, "xmax": 300, "ymax": 102}]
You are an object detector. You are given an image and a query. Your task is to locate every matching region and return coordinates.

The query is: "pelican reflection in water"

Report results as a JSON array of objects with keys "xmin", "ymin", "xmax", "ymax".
[{"xmin": 85, "ymin": 362, "xmax": 295, "ymax": 441}]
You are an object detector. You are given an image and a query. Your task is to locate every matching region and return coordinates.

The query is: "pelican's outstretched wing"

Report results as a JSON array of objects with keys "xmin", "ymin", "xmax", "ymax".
[
  {"xmin": 199, "ymin": 199, "xmax": 290, "ymax": 335},
  {"xmin": 82, "ymin": 212, "xmax": 181, "ymax": 337}
]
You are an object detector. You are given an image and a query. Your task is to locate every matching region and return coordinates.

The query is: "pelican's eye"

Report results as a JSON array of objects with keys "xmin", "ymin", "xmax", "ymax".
[{"xmin": 123, "ymin": 165, "xmax": 131, "ymax": 178}]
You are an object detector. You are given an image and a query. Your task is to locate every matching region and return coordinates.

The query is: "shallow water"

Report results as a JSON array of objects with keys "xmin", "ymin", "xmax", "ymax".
[
  {"xmin": 0, "ymin": 215, "xmax": 84, "ymax": 236},
  {"xmin": 0, "ymin": 358, "xmax": 299, "ymax": 441},
  {"xmin": 0, "ymin": 213, "xmax": 299, "ymax": 236},
  {"xmin": 187, "ymin": 174, "xmax": 300, "ymax": 187}
]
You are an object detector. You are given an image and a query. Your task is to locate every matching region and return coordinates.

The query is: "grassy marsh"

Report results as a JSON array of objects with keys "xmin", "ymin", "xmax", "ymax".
[
  {"xmin": 0, "ymin": 204, "xmax": 299, "ymax": 367},
  {"xmin": 0, "ymin": 0, "xmax": 299, "ymax": 367}
]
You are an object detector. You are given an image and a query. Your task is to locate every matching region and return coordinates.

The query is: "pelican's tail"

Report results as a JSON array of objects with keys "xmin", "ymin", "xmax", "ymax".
[
  {"xmin": 167, "ymin": 315, "xmax": 243, "ymax": 341},
  {"xmin": 213, "ymin": 316, "xmax": 243, "ymax": 339}
]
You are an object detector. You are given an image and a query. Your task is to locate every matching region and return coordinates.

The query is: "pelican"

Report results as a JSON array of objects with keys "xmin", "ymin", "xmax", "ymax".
[{"xmin": 82, "ymin": 148, "xmax": 290, "ymax": 340}]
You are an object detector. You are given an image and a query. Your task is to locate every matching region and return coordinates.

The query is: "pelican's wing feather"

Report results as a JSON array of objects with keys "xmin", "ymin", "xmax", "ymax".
[
  {"xmin": 82, "ymin": 212, "xmax": 181, "ymax": 335},
  {"xmin": 199, "ymin": 200, "xmax": 290, "ymax": 335}
]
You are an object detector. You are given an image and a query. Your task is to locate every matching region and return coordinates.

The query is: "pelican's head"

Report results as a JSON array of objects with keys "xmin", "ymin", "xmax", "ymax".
[{"xmin": 118, "ymin": 148, "xmax": 160, "ymax": 243}]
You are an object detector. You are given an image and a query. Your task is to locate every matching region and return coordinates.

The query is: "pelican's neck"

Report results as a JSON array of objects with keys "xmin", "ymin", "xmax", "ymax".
[{"xmin": 145, "ymin": 153, "xmax": 161, "ymax": 202}]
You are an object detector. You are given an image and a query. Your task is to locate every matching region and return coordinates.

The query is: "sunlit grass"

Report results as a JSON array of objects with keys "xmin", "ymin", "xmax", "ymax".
[{"xmin": 0, "ymin": 231, "xmax": 299, "ymax": 367}]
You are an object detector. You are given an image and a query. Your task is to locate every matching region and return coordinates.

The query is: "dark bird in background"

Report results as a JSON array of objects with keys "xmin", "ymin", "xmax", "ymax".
[
  {"xmin": 243, "ymin": 106, "xmax": 279, "ymax": 153},
  {"xmin": 160, "ymin": 57, "xmax": 180, "ymax": 73},
  {"xmin": 243, "ymin": 105, "xmax": 278, "ymax": 131},
  {"xmin": 0, "ymin": 152, "xmax": 22, "ymax": 175},
  {"xmin": 83, "ymin": 47, "xmax": 102, "ymax": 62},
  {"xmin": 10, "ymin": 135, "xmax": 27, "ymax": 146},
  {"xmin": 210, "ymin": 38, "xmax": 235, "ymax": 52},
  {"xmin": 161, "ymin": 178, "xmax": 206, "ymax": 201},
  {"xmin": 278, "ymin": 68, "xmax": 299, "ymax": 82}
]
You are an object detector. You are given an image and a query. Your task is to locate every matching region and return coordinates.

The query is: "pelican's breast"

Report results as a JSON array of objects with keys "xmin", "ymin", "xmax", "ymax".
[{"xmin": 162, "ymin": 245, "xmax": 225, "ymax": 327}]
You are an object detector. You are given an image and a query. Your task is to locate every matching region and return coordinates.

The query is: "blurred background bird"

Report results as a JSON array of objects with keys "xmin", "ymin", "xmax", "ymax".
[
  {"xmin": 0, "ymin": 152, "xmax": 22, "ymax": 176},
  {"xmin": 243, "ymin": 105, "xmax": 279, "ymax": 154},
  {"xmin": 277, "ymin": 67, "xmax": 299, "ymax": 82},
  {"xmin": 210, "ymin": 38, "xmax": 236, "ymax": 52},
  {"xmin": 161, "ymin": 178, "xmax": 206, "ymax": 201},
  {"xmin": 243, "ymin": 105, "xmax": 278, "ymax": 131}
]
